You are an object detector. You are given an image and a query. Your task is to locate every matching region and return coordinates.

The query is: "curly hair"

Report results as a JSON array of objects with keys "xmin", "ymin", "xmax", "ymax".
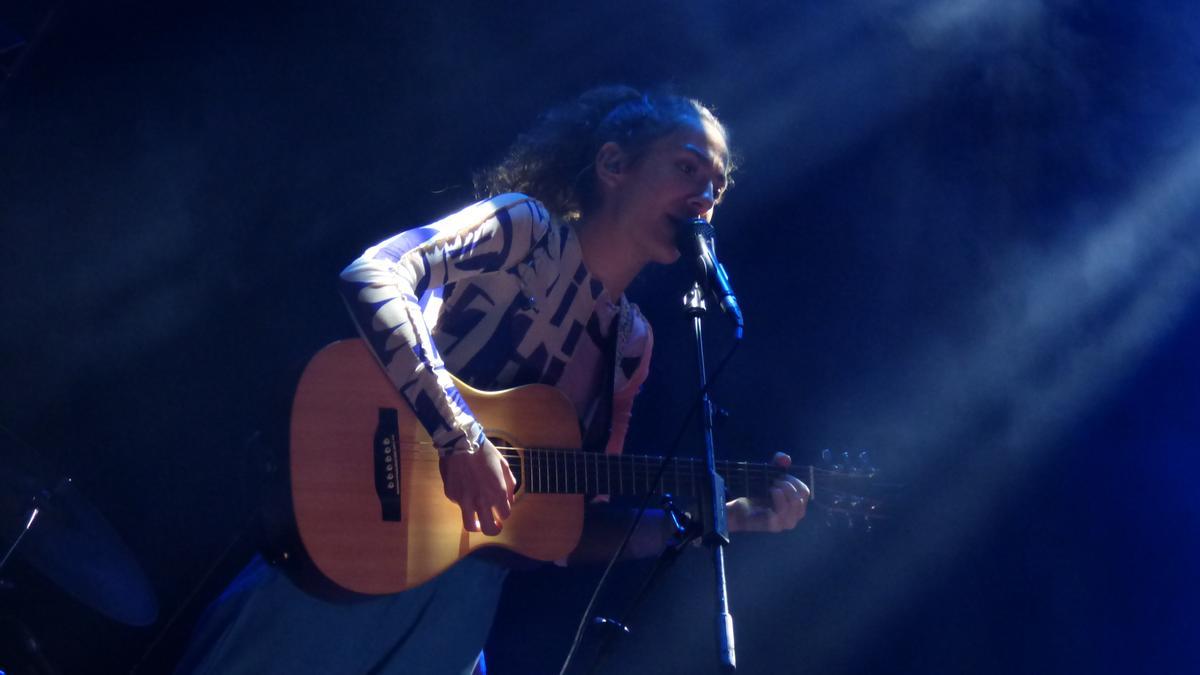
[{"xmin": 475, "ymin": 85, "xmax": 733, "ymax": 222}]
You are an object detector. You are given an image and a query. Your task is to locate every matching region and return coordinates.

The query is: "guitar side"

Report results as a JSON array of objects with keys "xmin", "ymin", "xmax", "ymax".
[{"xmin": 289, "ymin": 339, "xmax": 585, "ymax": 595}]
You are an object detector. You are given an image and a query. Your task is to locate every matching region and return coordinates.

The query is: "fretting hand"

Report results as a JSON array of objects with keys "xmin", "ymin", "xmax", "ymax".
[{"xmin": 726, "ymin": 452, "xmax": 810, "ymax": 533}]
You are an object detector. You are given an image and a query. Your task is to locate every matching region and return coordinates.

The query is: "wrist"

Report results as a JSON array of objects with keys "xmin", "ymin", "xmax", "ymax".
[{"xmin": 438, "ymin": 423, "xmax": 486, "ymax": 457}]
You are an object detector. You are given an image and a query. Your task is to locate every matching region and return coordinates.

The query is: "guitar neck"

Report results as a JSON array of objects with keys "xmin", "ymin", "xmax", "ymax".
[{"xmin": 512, "ymin": 448, "xmax": 812, "ymax": 501}]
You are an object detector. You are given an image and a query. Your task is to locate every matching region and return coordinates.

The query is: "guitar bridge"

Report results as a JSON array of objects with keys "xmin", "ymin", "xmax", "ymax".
[{"xmin": 374, "ymin": 408, "xmax": 402, "ymax": 521}]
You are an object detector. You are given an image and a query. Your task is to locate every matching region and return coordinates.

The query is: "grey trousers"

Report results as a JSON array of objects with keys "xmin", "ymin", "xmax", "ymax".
[{"xmin": 175, "ymin": 555, "xmax": 507, "ymax": 674}]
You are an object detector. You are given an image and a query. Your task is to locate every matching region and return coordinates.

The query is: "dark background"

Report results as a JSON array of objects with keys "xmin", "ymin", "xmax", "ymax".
[{"xmin": 2, "ymin": 1, "xmax": 1198, "ymax": 673}]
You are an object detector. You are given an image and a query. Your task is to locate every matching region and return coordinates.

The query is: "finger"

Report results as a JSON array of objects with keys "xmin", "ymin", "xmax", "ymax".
[
  {"xmin": 773, "ymin": 481, "xmax": 804, "ymax": 529},
  {"xmin": 783, "ymin": 477, "xmax": 810, "ymax": 505},
  {"xmin": 495, "ymin": 492, "xmax": 512, "ymax": 519},
  {"xmin": 778, "ymin": 476, "xmax": 807, "ymax": 501},
  {"xmin": 461, "ymin": 505, "xmax": 480, "ymax": 533},
  {"xmin": 769, "ymin": 486, "xmax": 787, "ymax": 531},
  {"xmin": 773, "ymin": 477, "xmax": 800, "ymax": 503},
  {"xmin": 484, "ymin": 475, "xmax": 512, "ymax": 519},
  {"xmin": 482, "ymin": 520, "xmax": 501, "ymax": 537},
  {"xmin": 503, "ymin": 461, "xmax": 517, "ymax": 500},
  {"xmin": 796, "ymin": 480, "xmax": 811, "ymax": 504},
  {"xmin": 479, "ymin": 501, "xmax": 502, "ymax": 536},
  {"xmin": 792, "ymin": 482, "xmax": 810, "ymax": 525}
]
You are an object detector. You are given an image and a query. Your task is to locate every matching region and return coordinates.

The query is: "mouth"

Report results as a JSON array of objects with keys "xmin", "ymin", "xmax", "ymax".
[{"xmin": 669, "ymin": 215, "xmax": 711, "ymax": 250}]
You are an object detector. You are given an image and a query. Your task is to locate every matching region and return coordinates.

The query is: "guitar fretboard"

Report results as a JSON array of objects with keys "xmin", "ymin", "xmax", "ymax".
[{"xmin": 504, "ymin": 448, "xmax": 807, "ymax": 500}]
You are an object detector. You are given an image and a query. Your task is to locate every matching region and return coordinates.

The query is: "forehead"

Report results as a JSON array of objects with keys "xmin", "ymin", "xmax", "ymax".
[{"xmin": 655, "ymin": 115, "xmax": 730, "ymax": 175}]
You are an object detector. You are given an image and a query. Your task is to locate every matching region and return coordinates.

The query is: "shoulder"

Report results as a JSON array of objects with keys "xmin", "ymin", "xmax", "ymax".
[
  {"xmin": 432, "ymin": 193, "xmax": 551, "ymax": 236},
  {"xmin": 344, "ymin": 194, "xmax": 556, "ymax": 277}
]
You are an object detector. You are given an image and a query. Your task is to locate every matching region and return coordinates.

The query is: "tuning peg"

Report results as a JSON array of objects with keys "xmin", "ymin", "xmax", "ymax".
[
  {"xmin": 822, "ymin": 448, "xmax": 846, "ymax": 472},
  {"xmin": 856, "ymin": 450, "xmax": 876, "ymax": 475}
]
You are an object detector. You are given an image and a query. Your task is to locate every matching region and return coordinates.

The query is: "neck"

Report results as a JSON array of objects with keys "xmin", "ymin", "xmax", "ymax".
[
  {"xmin": 509, "ymin": 446, "xmax": 799, "ymax": 501},
  {"xmin": 575, "ymin": 211, "xmax": 648, "ymax": 298}
]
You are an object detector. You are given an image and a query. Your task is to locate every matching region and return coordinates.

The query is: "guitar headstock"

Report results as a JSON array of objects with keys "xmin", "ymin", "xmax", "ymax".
[{"xmin": 809, "ymin": 448, "xmax": 896, "ymax": 530}]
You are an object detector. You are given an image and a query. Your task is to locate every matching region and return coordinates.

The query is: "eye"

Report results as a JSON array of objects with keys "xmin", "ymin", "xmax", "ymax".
[{"xmin": 676, "ymin": 159, "xmax": 698, "ymax": 175}]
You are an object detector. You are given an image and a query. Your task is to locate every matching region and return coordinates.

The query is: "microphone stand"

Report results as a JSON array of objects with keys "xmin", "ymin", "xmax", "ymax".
[
  {"xmin": 579, "ymin": 279, "xmax": 742, "ymax": 674},
  {"xmin": 683, "ymin": 282, "xmax": 737, "ymax": 672}
]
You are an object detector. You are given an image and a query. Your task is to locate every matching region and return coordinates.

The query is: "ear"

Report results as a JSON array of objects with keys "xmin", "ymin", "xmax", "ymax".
[{"xmin": 594, "ymin": 141, "xmax": 626, "ymax": 188}]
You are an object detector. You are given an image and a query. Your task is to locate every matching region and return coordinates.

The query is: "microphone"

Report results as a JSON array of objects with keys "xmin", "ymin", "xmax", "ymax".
[{"xmin": 677, "ymin": 217, "xmax": 744, "ymax": 333}]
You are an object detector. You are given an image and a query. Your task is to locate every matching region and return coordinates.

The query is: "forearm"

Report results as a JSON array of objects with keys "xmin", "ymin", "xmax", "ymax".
[{"xmin": 339, "ymin": 194, "xmax": 549, "ymax": 454}]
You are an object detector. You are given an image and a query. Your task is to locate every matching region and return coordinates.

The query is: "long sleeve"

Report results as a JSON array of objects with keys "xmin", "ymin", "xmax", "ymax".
[{"xmin": 339, "ymin": 193, "xmax": 551, "ymax": 455}]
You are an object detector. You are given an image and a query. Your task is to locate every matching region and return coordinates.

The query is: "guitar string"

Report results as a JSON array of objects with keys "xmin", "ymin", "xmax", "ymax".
[
  {"xmin": 371, "ymin": 445, "xmax": 791, "ymax": 476},
  {"xmin": 350, "ymin": 439, "xmax": 881, "ymax": 501},
  {"xmin": 350, "ymin": 450, "xmax": 884, "ymax": 523},
  {"xmin": 370, "ymin": 454, "xmax": 866, "ymax": 489},
  {"xmin": 371, "ymin": 452, "xmax": 836, "ymax": 479},
  {"xmin": 347, "ymin": 454, "xmax": 883, "ymax": 505},
  {"xmin": 358, "ymin": 439, "xmax": 849, "ymax": 479}
]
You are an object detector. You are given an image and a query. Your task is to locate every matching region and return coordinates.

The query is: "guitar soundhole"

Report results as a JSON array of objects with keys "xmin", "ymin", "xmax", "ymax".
[{"xmin": 489, "ymin": 435, "xmax": 523, "ymax": 494}]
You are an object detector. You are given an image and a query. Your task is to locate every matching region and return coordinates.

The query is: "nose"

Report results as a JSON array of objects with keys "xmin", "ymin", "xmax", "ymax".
[{"xmin": 688, "ymin": 181, "xmax": 716, "ymax": 215}]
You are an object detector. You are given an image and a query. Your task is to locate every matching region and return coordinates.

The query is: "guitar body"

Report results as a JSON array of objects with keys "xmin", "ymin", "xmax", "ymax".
[{"xmin": 290, "ymin": 339, "xmax": 585, "ymax": 595}]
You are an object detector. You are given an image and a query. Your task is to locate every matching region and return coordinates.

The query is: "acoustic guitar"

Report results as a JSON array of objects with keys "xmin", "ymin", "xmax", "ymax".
[{"xmin": 290, "ymin": 339, "xmax": 882, "ymax": 595}]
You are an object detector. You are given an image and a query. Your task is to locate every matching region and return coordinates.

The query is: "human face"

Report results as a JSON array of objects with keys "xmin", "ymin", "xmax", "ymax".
[{"xmin": 612, "ymin": 115, "xmax": 730, "ymax": 265}]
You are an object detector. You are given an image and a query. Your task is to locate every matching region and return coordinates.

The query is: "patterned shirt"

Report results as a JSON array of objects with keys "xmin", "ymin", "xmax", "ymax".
[{"xmin": 340, "ymin": 193, "xmax": 653, "ymax": 456}]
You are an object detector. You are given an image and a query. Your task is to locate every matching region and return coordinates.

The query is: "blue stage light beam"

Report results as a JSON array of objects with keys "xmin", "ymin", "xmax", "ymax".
[{"xmin": 794, "ymin": 109, "xmax": 1200, "ymax": 657}]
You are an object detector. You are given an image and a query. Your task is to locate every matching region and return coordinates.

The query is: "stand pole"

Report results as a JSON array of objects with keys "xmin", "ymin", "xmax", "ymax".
[
  {"xmin": 683, "ymin": 283, "xmax": 736, "ymax": 672},
  {"xmin": 0, "ymin": 506, "xmax": 39, "ymax": 573}
]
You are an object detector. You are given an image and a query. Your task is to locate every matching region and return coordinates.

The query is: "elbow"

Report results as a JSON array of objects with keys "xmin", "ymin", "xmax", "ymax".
[{"xmin": 338, "ymin": 257, "xmax": 384, "ymax": 334}]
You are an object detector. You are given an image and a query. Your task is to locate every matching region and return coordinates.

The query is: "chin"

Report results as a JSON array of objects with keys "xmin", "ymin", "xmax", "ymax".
[{"xmin": 658, "ymin": 247, "xmax": 682, "ymax": 265}]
